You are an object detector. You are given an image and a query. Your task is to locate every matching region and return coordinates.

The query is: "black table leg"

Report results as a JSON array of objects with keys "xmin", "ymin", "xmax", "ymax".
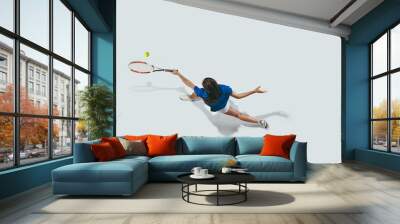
[
  {"xmin": 195, "ymin": 184, "xmax": 198, "ymax": 192},
  {"xmin": 187, "ymin": 184, "xmax": 190, "ymax": 202},
  {"xmin": 245, "ymin": 183, "xmax": 247, "ymax": 201},
  {"xmin": 216, "ymin": 184, "xmax": 219, "ymax": 206}
]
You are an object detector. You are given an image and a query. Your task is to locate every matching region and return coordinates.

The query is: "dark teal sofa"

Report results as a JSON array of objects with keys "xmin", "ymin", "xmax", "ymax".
[{"xmin": 52, "ymin": 136, "xmax": 307, "ymax": 196}]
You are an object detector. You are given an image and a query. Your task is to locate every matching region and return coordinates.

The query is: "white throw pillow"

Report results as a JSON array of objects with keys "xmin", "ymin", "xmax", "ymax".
[{"xmin": 118, "ymin": 137, "xmax": 147, "ymax": 156}]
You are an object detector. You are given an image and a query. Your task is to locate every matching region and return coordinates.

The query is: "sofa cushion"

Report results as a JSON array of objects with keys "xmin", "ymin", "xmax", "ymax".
[
  {"xmin": 236, "ymin": 155, "xmax": 293, "ymax": 172},
  {"xmin": 53, "ymin": 158, "xmax": 147, "ymax": 183},
  {"xmin": 118, "ymin": 138, "xmax": 147, "ymax": 156},
  {"xmin": 149, "ymin": 154, "xmax": 235, "ymax": 172},
  {"xmin": 260, "ymin": 134, "xmax": 296, "ymax": 159},
  {"xmin": 91, "ymin": 142, "xmax": 118, "ymax": 161},
  {"xmin": 236, "ymin": 137, "xmax": 263, "ymax": 155},
  {"xmin": 178, "ymin": 136, "xmax": 236, "ymax": 155},
  {"xmin": 147, "ymin": 134, "xmax": 178, "ymax": 157},
  {"xmin": 101, "ymin": 137, "xmax": 127, "ymax": 158}
]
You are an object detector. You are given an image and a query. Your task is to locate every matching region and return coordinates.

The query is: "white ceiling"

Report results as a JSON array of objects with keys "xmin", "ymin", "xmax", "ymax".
[
  {"xmin": 166, "ymin": 0, "xmax": 384, "ymax": 38},
  {"xmin": 227, "ymin": 0, "xmax": 353, "ymax": 23}
]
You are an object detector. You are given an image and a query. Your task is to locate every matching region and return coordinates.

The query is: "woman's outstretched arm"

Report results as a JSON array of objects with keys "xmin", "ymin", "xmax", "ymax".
[
  {"xmin": 170, "ymin": 70, "xmax": 196, "ymax": 89},
  {"xmin": 231, "ymin": 86, "xmax": 266, "ymax": 99}
]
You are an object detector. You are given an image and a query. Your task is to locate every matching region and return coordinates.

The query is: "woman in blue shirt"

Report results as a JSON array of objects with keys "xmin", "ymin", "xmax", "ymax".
[{"xmin": 170, "ymin": 70, "xmax": 268, "ymax": 129}]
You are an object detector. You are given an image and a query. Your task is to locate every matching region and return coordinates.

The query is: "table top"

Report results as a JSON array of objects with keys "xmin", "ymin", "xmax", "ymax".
[{"xmin": 177, "ymin": 172, "xmax": 255, "ymax": 185}]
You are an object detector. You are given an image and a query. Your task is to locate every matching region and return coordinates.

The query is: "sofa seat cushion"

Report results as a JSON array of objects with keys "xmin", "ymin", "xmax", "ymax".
[
  {"xmin": 149, "ymin": 154, "xmax": 235, "ymax": 172},
  {"xmin": 236, "ymin": 155, "xmax": 293, "ymax": 172},
  {"xmin": 53, "ymin": 159, "xmax": 147, "ymax": 183},
  {"xmin": 117, "ymin": 155, "xmax": 150, "ymax": 163}
]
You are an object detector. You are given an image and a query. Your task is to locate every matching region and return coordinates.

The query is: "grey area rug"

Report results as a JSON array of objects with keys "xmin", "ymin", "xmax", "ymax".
[{"xmin": 37, "ymin": 183, "xmax": 362, "ymax": 214}]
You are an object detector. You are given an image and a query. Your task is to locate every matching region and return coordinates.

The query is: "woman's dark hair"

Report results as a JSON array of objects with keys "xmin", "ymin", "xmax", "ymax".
[{"xmin": 202, "ymin": 77, "xmax": 221, "ymax": 105}]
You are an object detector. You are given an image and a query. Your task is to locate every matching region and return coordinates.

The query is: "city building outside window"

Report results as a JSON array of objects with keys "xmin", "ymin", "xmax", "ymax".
[{"xmin": 0, "ymin": 0, "xmax": 91, "ymax": 170}]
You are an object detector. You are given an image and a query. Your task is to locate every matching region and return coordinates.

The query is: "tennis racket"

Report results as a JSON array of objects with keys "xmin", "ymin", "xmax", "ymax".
[{"xmin": 128, "ymin": 61, "xmax": 174, "ymax": 74}]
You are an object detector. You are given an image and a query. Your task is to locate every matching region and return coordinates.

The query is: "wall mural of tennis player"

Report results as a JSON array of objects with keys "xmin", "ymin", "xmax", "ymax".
[
  {"xmin": 169, "ymin": 70, "xmax": 269, "ymax": 129},
  {"xmin": 128, "ymin": 60, "xmax": 269, "ymax": 129}
]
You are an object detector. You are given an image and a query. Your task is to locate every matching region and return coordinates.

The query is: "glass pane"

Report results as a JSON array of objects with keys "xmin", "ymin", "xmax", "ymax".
[
  {"xmin": 0, "ymin": 116, "xmax": 14, "ymax": 170},
  {"xmin": 372, "ymin": 33, "xmax": 387, "ymax": 76},
  {"xmin": 74, "ymin": 69, "xmax": 89, "ymax": 118},
  {"xmin": 0, "ymin": 34, "xmax": 14, "ymax": 112},
  {"xmin": 53, "ymin": 59, "xmax": 72, "ymax": 117},
  {"xmin": 20, "ymin": 117, "xmax": 49, "ymax": 165},
  {"xmin": 391, "ymin": 120, "xmax": 400, "ymax": 153},
  {"xmin": 392, "ymin": 24, "xmax": 400, "ymax": 70},
  {"xmin": 0, "ymin": 0, "xmax": 14, "ymax": 31},
  {"xmin": 53, "ymin": 0, "xmax": 72, "ymax": 60},
  {"xmin": 391, "ymin": 72, "xmax": 400, "ymax": 118},
  {"xmin": 20, "ymin": 0, "xmax": 49, "ymax": 48},
  {"xmin": 75, "ymin": 120, "xmax": 88, "ymax": 143},
  {"xmin": 372, "ymin": 121, "xmax": 388, "ymax": 151},
  {"xmin": 74, "ymin": 17, "xmax": 89, "ymax": 69},
  {"xmin": 372, "ymin": 77, "xmax": 387, "ymax": 119},
  {"xmin": 20, "ymin": 44, "xmax": 49, "ymax": 115},
  {"xmin": 53, "ymin": 119, "xmax": 72, "ymax": 157}
]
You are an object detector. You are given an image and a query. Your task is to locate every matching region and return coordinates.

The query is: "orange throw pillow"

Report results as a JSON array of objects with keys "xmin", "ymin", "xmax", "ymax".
[
  {"xmin": 146, "ymin": 134, "xmax": 178, "ymax": 157},
  {"xmin": 101, "ymin": 137, "xmax": 127, "ymax": 158},
  {"xmin": 260, "ymin": 134, "xmax": 296, "ymax": 159},
  {"xmin": 91, "ymin": 142, "xmax": 117, "ymax": 161},
  {"xmin": 124, "ymin": 135, "xmax": 150, "ymax": 141}
]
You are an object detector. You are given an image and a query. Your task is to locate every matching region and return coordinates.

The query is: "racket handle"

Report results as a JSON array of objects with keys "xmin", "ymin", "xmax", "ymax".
[{"xmin": 163, "ymin": 69, "xmax": 175, "ymax": 72}]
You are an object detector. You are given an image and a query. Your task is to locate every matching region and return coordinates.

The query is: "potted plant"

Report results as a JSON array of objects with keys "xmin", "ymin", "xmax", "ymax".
[{"xmin": 79, "ymin": 84, "xmax": 113, "ymax": 140}]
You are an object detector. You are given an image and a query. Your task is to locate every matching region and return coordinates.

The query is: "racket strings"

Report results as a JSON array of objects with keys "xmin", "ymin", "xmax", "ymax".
[{"xmin": 129, "ymin": 62, "xmax": 154, "ymax": 73}]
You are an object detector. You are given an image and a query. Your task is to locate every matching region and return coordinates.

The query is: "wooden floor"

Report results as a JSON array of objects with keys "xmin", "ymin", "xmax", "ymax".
[{"xmin": 1, "ymin": 162, "xmax": 400, "ymax": 224}]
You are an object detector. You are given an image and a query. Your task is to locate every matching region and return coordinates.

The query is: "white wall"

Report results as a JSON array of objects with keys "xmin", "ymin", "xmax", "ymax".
[{"xmin": 116, "ymin": 0, "xmax": 341, "ymax": 163}]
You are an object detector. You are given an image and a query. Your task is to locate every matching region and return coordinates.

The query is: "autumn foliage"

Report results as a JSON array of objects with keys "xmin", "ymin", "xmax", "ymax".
[
  {"xmin": 0, "ymin": 85, "xmax": 59, "ymax": 152},
  {"xmin": 372, "ymin": 99, "xmax": 400, "ymax": 142}
]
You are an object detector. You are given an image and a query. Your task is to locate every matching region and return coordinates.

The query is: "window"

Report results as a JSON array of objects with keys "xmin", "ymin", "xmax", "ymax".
[
  {"xmin": 371, "ymin": 23, "xmax": 400, "ymax": 153},
  {"xmin": 0, "ymin": 34, "xmax": 13, "ymax": 113},
  {"xmin": 0, "ymin": 71, "xmax": 6, "ymax": 84},
  {"xmin": 28, "ymin": 81, "xmax": 34, "ymax": 94},
  {"xmin": 75, "ymin": 18, "xmax": 89, "ymax": 70},
  {"xmin": 35, "ymin": 70, "xmax": 41, "ymax": 81},
  {"xmin": 74, "ymin": 69, "xmax": 89, "ymax": 118},
  {"xmin": 53, "ymin": 0, "xmax": 72, "ymax": 60},
  {"xmin": 0, "ymin": 116, "xmax": 13, "ymax": 170},
  {"xmin": 28, "ymin": 67, "xmax": 34, "ymax": 80},
  {"xmin": 0, "ymin": 1, "xmax": 91, "ymax": 170},
  {"xmin": 53, "ymin": 119, "xmax": 72, "ymax": 158},
  {"xmin": 0, "ymin": 0, "xmax": 14, "ymax": 31},
  {"xmin": 20, "ymin": 0, "xmax": 49, "ymax": 48},
  {"xmin": 0, "ymin": 54, "xmax": 7, "ymax": 67},
  {"xmin": 53, "ymin": 59, "xmax": 71, "ymax": 117},
  {"xmin": 42, "ymin": 85, "xmax": 46, "ymax": 97},
  {"xmin": 35, "ymin": 84, "xmax": 40, "ymax": 95}
]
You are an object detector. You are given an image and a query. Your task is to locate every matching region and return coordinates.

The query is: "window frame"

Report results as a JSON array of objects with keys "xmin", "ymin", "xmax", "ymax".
[
  {"xmin": 370, "ymin": 21, "xmax": 400, "ymax": 154},
  {"xmin": 0, "ymin": 0, "xmax": 91, "ymax": 171}
]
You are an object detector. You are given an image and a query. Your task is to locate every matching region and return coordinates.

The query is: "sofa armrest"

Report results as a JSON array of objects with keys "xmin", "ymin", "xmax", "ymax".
[
  {"xmin": 289, "ymin": 141, "xmax": 307, "ymax": 181},
  {"xmin": 73, "ymin": 140, "xmax": 100, "ymax": 163}
]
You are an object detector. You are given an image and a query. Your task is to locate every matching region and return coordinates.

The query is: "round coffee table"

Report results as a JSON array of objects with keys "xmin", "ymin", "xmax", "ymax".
[{"xmin": 177, "ymin": 173, "xmax": 255, "ymax": 206}]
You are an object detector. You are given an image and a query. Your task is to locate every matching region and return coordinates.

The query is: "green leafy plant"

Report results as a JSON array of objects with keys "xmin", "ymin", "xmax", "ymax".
[{"xmin": 79, "ymin": 84, "xmax": 113, "ymax": 140}]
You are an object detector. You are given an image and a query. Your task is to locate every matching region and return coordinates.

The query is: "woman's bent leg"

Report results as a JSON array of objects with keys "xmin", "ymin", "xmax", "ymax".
[{"xmin": 224, "ymin": 107, "xmax": 258, "ymax": 123}]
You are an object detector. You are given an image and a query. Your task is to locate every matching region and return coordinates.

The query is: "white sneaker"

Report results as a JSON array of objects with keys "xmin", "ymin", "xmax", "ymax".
[
  {"xmin": 258, "ymin": 120, "xmax": 269, "ymax": 129},
  {"xmin": 179, "ymin": 95, "xmax": 201, "ymax": 101}
]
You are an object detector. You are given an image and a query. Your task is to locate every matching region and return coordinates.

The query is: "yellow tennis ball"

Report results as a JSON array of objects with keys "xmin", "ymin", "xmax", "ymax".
[{"xmin": 144, "ymin": 51, "xmax": 150, "ymax": 58}]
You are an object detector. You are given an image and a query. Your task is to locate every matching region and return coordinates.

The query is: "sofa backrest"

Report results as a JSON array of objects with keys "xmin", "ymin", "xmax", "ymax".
[
  {"xmin": 73, "ymin": 139, "xmax": 100, "ymax": 163},
  {"xmin": 235, "ymin": 137, "xmax": 263, "ymax": 155},
  {"xmin": 177, "ymin": 136, "xmax": 236, "ymax": 155}
]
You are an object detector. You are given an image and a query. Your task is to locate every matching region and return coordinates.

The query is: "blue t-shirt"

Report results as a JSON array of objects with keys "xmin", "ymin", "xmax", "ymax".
[{"xmin": 194, "ymin": 84, "xmax": 232, "ymax": 112}]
